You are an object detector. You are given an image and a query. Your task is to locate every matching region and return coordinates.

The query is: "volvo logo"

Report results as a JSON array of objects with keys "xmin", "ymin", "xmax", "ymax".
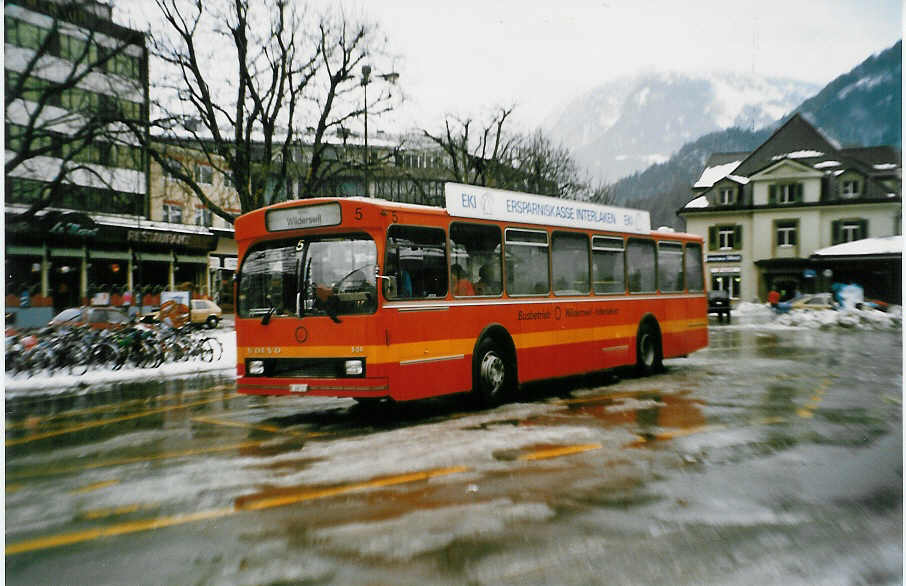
[{"xmin": 295, "ymin": 326, "xmax": 309, "ymax": 343}]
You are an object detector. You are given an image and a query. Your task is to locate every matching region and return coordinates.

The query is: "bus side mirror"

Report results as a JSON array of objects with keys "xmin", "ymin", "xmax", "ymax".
[{"xmin": 379, "ymin": 275, "xmax": 397, "ymax": 298}]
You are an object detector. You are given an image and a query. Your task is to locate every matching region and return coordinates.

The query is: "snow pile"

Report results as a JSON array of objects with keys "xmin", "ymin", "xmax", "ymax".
[{"xmin": 768, "ymin": 306, "xmax": 900, "ymax": 330}]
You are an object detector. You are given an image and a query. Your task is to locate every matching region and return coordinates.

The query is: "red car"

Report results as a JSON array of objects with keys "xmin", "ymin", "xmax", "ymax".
[{"xmin": 49, "ymin": 306, "xmax": 130, "ymax": 329}]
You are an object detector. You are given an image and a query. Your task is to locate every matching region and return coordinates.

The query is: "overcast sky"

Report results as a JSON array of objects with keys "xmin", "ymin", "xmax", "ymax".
[{"xmin": 116, "ymin": 0, "xmax": 902, "ymax": 134}]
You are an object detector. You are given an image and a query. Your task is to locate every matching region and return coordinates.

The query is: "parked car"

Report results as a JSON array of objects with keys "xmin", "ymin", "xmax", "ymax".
[
  {"xmin": 49, "ymin": 306, "xmax": 130, "ymax": 329},
  {"xmin": 190, "ymin": 299, "xmax": 222, "ymax": 328},
  {"xmin": 789, "ymin": 292, "xmax": 836, "ymax": 311},
  {"xmin": 707, "ymin": 290, "xmax": 731, "ymax": 322}
]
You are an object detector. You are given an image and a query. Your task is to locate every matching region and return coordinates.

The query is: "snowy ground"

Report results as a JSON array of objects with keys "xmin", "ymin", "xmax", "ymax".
[{"xmin": 4, "ymin": 304, "xmax": 899, "ymax": 398}]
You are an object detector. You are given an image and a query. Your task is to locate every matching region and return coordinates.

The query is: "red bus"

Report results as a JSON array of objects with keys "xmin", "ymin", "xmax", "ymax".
[{"xmin": 234, "ymin": 183, "xmax": 708, "ymax": 405}]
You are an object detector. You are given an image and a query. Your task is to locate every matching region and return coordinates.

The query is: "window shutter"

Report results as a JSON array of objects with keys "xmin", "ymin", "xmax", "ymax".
[
  {"xmin": 858, "ymin": 219, "xmax": 868, "ymax": 239},
  {"xmin": 831, "ymin": 220, "xmax": 841, "ymax": 245},
  {"xmin": 708, "ymin": 226, "xmax": 717, "ymax": 251},
  {"xmin": 795, "ymin": 183, "xmax": 804, "ymax": 202},
  {"xmin": 733, "ymin": 225, "xmax": 742, "ymax": 250},
  {"xmin": 791, "ymin": 223, "xmax": 798, "ymax": 246},
  {"xmin": 768, "ymin": 185, "xmax": 776, "ymax": 204}
]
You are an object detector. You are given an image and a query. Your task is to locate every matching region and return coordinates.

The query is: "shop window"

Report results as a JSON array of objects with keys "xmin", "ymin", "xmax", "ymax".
[
  {"xmin": 505, "ymin": 229, "xmax": 550, "ymax": 295},
  {"xmin": 711, "ymin": 274, "xmax": 741, "ymax": 298}
]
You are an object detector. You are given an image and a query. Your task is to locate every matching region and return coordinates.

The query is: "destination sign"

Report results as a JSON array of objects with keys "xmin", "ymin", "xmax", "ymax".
[
  {"xmin": 266, "ymin": 203, "xmax": 341, "ymax": 232},
  {"xmin": 445, "ymin": 183, "xmax": 651, "ymax": 234}
]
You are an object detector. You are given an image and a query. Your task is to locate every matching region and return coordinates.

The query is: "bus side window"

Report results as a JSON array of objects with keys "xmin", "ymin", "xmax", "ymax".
[
  {"xmin": 505, "ymin": 229, "xmax": 550, "ymax": 295},
  {"xmin": 592, "ymin": 236, "xmax": 625, "ymax": 294},
  {"xmin": 384, "ymin": 225, "xmax": 448, "ymax": 299},
  {"xmin": 684, "ymin": 243, "xmax": 704, "ymax": 292},
  {"xmin": 552, "ymin": 232, "xmax": 589, "ymax": 295},
  {"xmin": 626, "ymin": 238, "xmax": 656, "ymax": 293},
  {"xmin": 450, "ymin": 222, "xmax": 502, "ymax": 296},
  {"xmin": 657, "ymin": 241, "xmax": 684, "ymax": 292}
]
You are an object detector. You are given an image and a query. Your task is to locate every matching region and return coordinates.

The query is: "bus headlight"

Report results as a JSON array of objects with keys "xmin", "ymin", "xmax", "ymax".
[
  {"xmin": 249, "ymin": 360, "xmax": 265, "ymax": 375},
  {"xmin": 344, "ymin": 359, "xmax": 364, "ymax": 376}
]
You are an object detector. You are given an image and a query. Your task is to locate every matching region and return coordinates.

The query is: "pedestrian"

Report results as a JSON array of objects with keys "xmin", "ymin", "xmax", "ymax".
[{"xmin": 768, "ymin": 287, "xmax": 780, "ymax": 309}]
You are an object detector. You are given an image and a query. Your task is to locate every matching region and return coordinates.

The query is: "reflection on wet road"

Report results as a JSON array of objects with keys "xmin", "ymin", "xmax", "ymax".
[{"xmin": 6, "ymin": 328, "xmax": 902, "ymax": 584}]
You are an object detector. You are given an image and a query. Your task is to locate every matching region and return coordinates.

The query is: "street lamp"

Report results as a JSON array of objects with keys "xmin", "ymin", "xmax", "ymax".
[{"xmin": 361, "ymin": 65, "xmax": 399, "ymax": 197}]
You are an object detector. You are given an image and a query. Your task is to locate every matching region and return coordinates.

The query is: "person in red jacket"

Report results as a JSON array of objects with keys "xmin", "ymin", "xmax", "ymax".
[
  {"xmin": 451, "ymin": 264, "xmax": 475, "ymax": 296},
  {"xmin": 768, "ymin": 287, "xmax": 780, "ymax": 308}
]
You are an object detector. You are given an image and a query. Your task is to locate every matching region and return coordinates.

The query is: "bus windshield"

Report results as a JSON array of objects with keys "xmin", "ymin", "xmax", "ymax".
[{"xmin": 238, "ymin": 234, "xmax": 377, "ymax": 320}]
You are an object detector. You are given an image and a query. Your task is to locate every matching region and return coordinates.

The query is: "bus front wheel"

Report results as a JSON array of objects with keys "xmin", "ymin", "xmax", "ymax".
[
  {"xmin": 635, "ymin": 320, "xmax": 663, "ymax": 376},
  {"xmin": 473, "ymin": 338, "xmax": 513, "ymax": 407}
]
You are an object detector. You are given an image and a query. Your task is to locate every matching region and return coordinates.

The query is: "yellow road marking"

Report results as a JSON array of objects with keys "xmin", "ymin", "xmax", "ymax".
[
  {"xmin": 191, "ymin": 415, "xmax": 324, "ymax": 438},
  {"xmin": 78, "ymin": 504, "xmax": 143, "ymax": 520},
  {"xmin": 6, "ymin": 507, "xmax": 235, "ymax": 555},
  {"xmin": 797, "ymin": 377, "xmax": 831, "ymax": 419},
  {"xmin": 72, "ymin": 480, "xmax": 119, "ymax": 494},
  {"xmin": 6, "ymin": 466, "xmax": 469, "ymax": 555},
  {"xmin": 5, "ymin": 395, "xmax": 240, "ymax": 447},
  {"xmin": 6, "ymin": 441, "xmax": 266, "ymax": 481},
  {"xmin": 4, "ymin": 385, "xmax": 235, "ymax": 430},
  {"xmin": 236, "ymin": 466, "xmax": 470, "ymax": 511},
  {"xmin": 518, "ymin": 444, "xmax": 603, "ymax": 461}
]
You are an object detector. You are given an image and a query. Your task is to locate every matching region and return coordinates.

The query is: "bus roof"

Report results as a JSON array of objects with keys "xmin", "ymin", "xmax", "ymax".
[{"xmin": 240, "ymin": 183, "xmax": 700, "ymax": 239}]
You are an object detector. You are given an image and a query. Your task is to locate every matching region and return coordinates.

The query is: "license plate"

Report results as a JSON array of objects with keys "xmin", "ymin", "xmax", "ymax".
[{"xmin": 290, "ymin": 384, "xmax": 309, "ymax": 393}]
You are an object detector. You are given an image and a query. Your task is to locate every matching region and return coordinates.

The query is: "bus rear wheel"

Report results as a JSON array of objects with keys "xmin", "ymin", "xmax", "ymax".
[
  {"xmin": 635, "ymin": 320, "xmax": 663, "ymax": 376},
  {"xmin": 473, "ymin": 338, "xmax": 514, "ymax": 407}
]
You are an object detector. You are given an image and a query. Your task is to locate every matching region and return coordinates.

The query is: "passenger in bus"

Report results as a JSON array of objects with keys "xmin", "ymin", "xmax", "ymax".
[
  {"xmin": 451, "ymin": 264, "xmax": 476, "ymax": 296},
  {"xmin": 383, "ymin": 256, "xmax": 413, "ymax": 298},
  {"xmin": 475, "ymin": 263, "xmax": 501, "ymax": 295}
]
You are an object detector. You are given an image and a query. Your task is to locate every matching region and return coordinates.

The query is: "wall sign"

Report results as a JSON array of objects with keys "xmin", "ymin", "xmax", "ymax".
[{"xmin": 706, "ymin": 253, "xmax": 742, "ymax": 262}]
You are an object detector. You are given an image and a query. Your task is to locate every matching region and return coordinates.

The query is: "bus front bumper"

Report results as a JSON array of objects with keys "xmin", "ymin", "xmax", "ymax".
[{"xmin": 237, "ymin": 376, "xmax": 389, "ymax": 398}]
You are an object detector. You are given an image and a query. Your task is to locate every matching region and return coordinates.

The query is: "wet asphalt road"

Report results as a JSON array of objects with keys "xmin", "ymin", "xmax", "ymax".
[{"xmin": 5, "ymin": 325, "xmax": 902, "ymax": 585}]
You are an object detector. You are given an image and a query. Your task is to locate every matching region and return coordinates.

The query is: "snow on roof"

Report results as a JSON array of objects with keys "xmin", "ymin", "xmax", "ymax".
[
  {"xmin": 771, "ymin": 150, "xmax": 824, "ymax": 160},
  {"xmin": 694, "ymin": 160, "xmax": 742, "ymax": 188},
  {"xmin": 684, "ymin": 195, "xmax": 709, "ymax": 209},
  {"xmin": 812, "ymin": 235, "xmax": 902, "ymax": 257},
  {"xmin": 726, "ymin": 174, "xmax": 749, "ymax": 184},
  {"xmin": 874, "ymin": 163, "xmax": 898, "ymax": 170},
  {"xmin": 814, "ymin": 160, "xmax": 841, "ymax": 169}
]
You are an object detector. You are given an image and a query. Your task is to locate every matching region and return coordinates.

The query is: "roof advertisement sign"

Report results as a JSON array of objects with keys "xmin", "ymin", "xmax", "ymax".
[{"xmin": 444, "ymin": 183, "xmax": 650, "ymax": 234}]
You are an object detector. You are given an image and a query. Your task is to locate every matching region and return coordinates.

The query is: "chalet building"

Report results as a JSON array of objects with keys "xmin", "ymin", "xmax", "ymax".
[{"xmin": 679, "ymin": 114, "xmax": 901, "ymax": 304}]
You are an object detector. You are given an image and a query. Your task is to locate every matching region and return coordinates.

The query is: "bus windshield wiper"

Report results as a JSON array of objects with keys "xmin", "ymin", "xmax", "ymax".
[{"xmin": 261, "ymin": 305, "xmax": 276, "ymax": 325}]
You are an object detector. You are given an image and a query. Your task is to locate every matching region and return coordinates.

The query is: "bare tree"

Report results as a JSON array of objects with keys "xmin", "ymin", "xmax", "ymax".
[
  {"xmin": 421, "ymin": 106, "xmax": 520, "ymax": 189},
  {"xmin": 133, "ymin": 0, "xmax": 396, "ymax": 223},
  {"xmin": 5, "ymin": 3, "xmax": 147, "ymax": 224}
]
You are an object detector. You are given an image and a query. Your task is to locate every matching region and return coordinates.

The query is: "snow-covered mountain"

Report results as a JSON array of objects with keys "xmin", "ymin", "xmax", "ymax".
[{"xmin": 542, "ymin": 72, "xmax": 820, "ymax": 181}]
